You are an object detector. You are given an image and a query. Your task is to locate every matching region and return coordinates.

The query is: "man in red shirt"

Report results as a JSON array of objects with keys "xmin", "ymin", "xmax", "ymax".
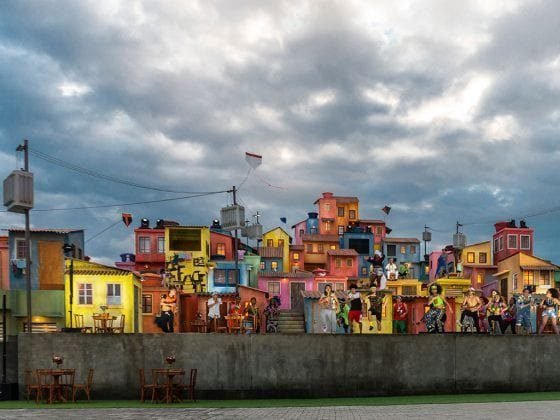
[
  {"xmin": 347, "ymin": 284, "xmax": 363, "ymax": 334},
  {"xmin": 393, "ymin": 295, "xmax": 408, "ymax": 334}
]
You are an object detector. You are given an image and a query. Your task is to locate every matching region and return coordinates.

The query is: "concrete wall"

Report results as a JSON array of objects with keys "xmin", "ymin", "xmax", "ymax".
[{"xmin": 17, "ymin": 333, "xmax": 560, "ymax": 400}]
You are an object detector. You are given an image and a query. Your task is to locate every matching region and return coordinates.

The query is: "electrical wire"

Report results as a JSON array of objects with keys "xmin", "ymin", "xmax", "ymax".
[
  {"xmin": 85, "ymin": 219, "xmax": 122, "ymax": 243},
  {"xmin": 29, "ymin": 147, "xmax": 228, "ymax": 195}
]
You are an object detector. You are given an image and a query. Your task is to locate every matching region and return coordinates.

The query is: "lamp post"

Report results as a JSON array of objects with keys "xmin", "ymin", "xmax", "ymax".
[{"xmin": 62, "ymin": 244, "xmax": 75, "ymax": 328}]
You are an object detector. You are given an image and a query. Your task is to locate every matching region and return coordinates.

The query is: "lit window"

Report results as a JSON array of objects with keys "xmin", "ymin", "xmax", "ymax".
[
  {"xmin": 508, "ymin": 235, "xmax": 517, "ymax": 249},
  {"xmin": 338, "ymin": 225, "xmax": 344, "ymax": 235},
  {"xmin": 338, "ymin": 207, "xmax": 344, "ymax": 217},
  {"xmin": 79, "ymin": 283, "xmax": 93, "ymax": 305},
  {"xmin": 268, "ymin": 282, "xmax": 280, "ymax": 296},
  {"xmin": 271, "ymin": 261, "xmax": 278, "ymax": 271},
  {"xmin": 523, "ymin": 271, "xmax": 534, "ymax": 285},
  {"xmin": 138, "ymin": 237, "xmax": 151, "ymax": 253},
  {"xmin": 324, "ymin": 221, "xmax": 331, "ymax": 231},
  {"xmin": 479, "ymin": 253, "xmax": 487, "ymax": 264},
  {"xmin": 467, "ymin": 252, "xmax": 475, "ymax": 264},
  {"xmin": 259, "ymin": 261, "xmax": 265, "ymax": 270},
  {"xmin": 142, "ymin": 294, "xmax": 153, "ymax": 314},
  {"xmin": 216, "ymin": 243, "xmax": 226, "ymax": 256},
  {"xmin": 267, "ymin": 239, "xmax": 274, "ymax": 247},
  {"xmin": 477, "ymin": 274, "xmax": 483, "ymax": 284},
  {"xmin": 318, "ymin": 244, "xmax": 324, "ymax": 253},
  {"xmin": 278, "ymin": 239, "xmax": 284, "ymax": 248},
  {"xmin": 330, "ymin": 245, "xmax": 336, "ymax": 250},
  {"xmin": 539, "ymin": 271, "xmax": 550, "ymax": 285},
  {"xmin": 349, "ymin": 210, "xmax": 356, "ymax": 220},
  {"xmin": 157, "ymin": 237, "xmax": 165, "ymax": 253},
  {"xmin": 361, "ymin": 267, "xmax": 368, "ymax": 275},
  {"xmin": 293, "ymin": 252, "xmax": 299, "ymax": 261},
  {"xmin": 107, "ymin": 284, "xmax": 121, "ymax": 305},
  {"xmin": 520, "ymin": 235, "xmax": 531, "ymax": 250},
  {"xmin": 400, "ymin": 246, "xmax": 406, "ymax": 255}
]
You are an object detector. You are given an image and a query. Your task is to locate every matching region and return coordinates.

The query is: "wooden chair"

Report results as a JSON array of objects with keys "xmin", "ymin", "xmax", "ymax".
[
  {"xmin": 73, "ymin": 368, "xmax": 94, "ymax": 402},
  {"xmin": 109, "ymin": 314, "xmax": 125, "ymax": 333},
  {"xmin": 138, "ymin": 368, "xmax": 155, "ymax": 403},
  {"xmin": 36, "ymin": 369, "xmax": 53, "ymax": 403},
  {"xmin": 225, "ymin": 315, "xmax": 244, "ymax": 334},
  {"xmin": 74, "ymin": 314, "xmax": 93, "ymax": 333},
  {"xmin": 24, "ymin": 370, "xmax": 39, "ymax": 401},
  {"xmin": 211, "ymin": 317, "xmax": 227, "ymax": 333},
  {"xmin": 151, "ymin": 369, "xmax": 169, "ymax": 403},
  {"xmin": 176, "ymin": 368, "xmax": 197, "ymax": 402},
  {"xmin": 243, "ymin": 313, "xmax": 259, "ymax": 334},
  {"xmin": 58, "ymin": 369, "xmax": 75, "ymax": 402}
]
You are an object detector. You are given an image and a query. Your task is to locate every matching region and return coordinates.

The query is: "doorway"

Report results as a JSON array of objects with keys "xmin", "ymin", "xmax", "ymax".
[{"xmin": 290, "ymin": 282, "xmax": 306, "ymax": 313}]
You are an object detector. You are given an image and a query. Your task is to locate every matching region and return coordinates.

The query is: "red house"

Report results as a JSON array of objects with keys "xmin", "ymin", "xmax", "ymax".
[
  {"xmin": 493, "ymin": 220, "xmax": 534, "ymax": 264},
  {"xmin": 326, "ymin": 249, "xmax": 359, "ymax": 278}
]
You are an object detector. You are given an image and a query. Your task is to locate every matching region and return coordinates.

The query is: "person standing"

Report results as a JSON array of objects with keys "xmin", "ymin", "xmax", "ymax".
[
  {"xmin": 459, "ymin": 288, "xmax": 481, "ymax": 332},
  {"xmin": 319, "ymin": 285, "xmax": 339, "ymax": 333},
  {"xmin": 347, "ymin": 284, "xmax": 363, "ymax": 334},
  {"xmin": 337, "ymin": 297, "xmax": 350, "ymax": 334},
  {"xmin": 425, "ymin": 283, "xmax": 450, "ymax": 333},
  {"xmin": 515, "ymin": 287, "xmax": 534, "ymax": 334},
  {"xmin": 393, "ymin": 295, "xmax": 408, "ymax": 334},
  {"xmin": 367, "ymin": 251, "xmax": 386, "ymax": 289},
  {"xmin": 487, "ymin": 289, "xmax": 505, "ymax": 334},
  {"xmin": 385, "ymin": 258, "xmax": 398, "ymax": 281},
  {"xmin": 501, "ymin": 297, "xmax": 517, "ymax": 334},
  {"xmin": 207, "ymin": 292, "xmax": 222, "ymax": 332},
  {"xmin": 538, "ymin": 288, "xmax": 560, "ymax": 335},
  {"xmin": 159, "ymin": 287, "xmax": 177, "ymax": 333}
]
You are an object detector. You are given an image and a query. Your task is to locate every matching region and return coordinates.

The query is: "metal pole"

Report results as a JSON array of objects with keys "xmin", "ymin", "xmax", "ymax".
[
  {"xmin": 233, "ymin": 186, "xmax": 238, "ymax": 271},
  {"xmin": 2, "ymin": 294, "xmax": 6, "ymax": 384},
  {"xmin": 22, "ymin": 140, "xmax": 32, "ymax": 333},
  {"xmin": 69, "ymin": 259, "xmax": 74, "ymax": 328}
]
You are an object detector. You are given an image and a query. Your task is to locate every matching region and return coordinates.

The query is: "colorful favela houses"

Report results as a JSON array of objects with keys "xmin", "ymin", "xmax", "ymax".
[
  {"xmin": 65, "ymin": 259, "xmax": 143, "ymax": 333},
  {"xmin": 460, "ymin": 240, "xmax": 496, "ymax": 289},
  {"xmin": 2, "ymin": 228, "xmax": 84, "ymax": 334}
]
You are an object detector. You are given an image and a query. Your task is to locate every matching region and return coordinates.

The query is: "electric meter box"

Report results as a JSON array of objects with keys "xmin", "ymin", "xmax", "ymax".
[{"xmin": 3, "ymin": 170, "xmax": 34, "ymax": 213}]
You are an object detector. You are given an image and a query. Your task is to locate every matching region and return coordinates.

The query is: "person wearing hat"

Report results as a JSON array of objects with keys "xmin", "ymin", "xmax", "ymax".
[
  {"xmin": 459, "ymin": 287, "xmax": 481, "ymax": 332},
  {"xmin": 393, "ymin": 295, "xmax": 408, "ymax": 334},
  {"xmin": 207, "ymin": 292, "xmax": 222, "ymax": 332}
]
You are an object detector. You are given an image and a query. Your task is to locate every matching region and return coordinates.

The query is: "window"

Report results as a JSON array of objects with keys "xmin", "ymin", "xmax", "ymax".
[
  {"xmin": 306, "ymin": 244, "xmax": 313, "ymax": 253},
  {"xmin": 477, "ymin": 273, "xmax": 483, "ymax": 284},
  {"xmin": 330, "ymin": 244, "xmax": 336, "ymax": 250},
  {"xmin": 293, "ymin": 252, "xmax": 299, "ymax": 261},
  {"xmin": 539, "ymin": 271, "xmax": 550, "ymax": 285},
  {"xmin": 508, "ymin": 235, "xmax": 517, "ymax": 249},
  {"xmin": 157, "ymin": 237, "xmax": 165, "ymax": 253},
  {"xmin": 138, "ymin": 237, "xmax": 151, "ymax": 253},
  {"xmin": 520, "ymin": 235, "xmax": 531, "ymax": 250},
  {"xmin": 498, "ymin": 236, "xmax": 504, "ymax": 251},
  {"xmin": 410, "ymin": 245, "xmax": 416, "ymax": 254},
  {"xmin": 299, "ymin": 229, "xmax": 304, "ymax": 238},
  {"xmin": 259, "ymin": 261, "xmax": 265, "ymax": 270},
  {"xmin": 479, "ymin": 253, "xmax": 487, "ymax": 264},
  {"xmin": 78, "ymin": 283, "xmax": 92, "ymax": 305},
  {"xmin": 349, "ymin": 210, "xmax": 356, "ymax": 220},
  {"xmin": 216, "ymin": 243, "xmax": 226, "ymax": 256},
  {"xmin": 523, "ymin": 270, "xmax": 534, "ymax": 286},
  {"xmin": 338, "ymin": 225, "xmax": 344, "ymax": 235},
  {"xmin": 268, "ymin": 282, "xmax": 280, "ymax": 296},
  {"xmin": 409, "ymin": 267, "xmax": 415, "ymax": 278},
  {"xmin": 278, "ymin": 239, "xmax": 285, "ymax": 248},
  {"xmin": 346, "ymin": 258, "xmax": 353, "ymax": 267},
  {"xmin": 214, "ymin": 269, "xmax": 239, "ymax": 286},
  {"xmin": 387, "ymin": 245, "xmax": 396, "ymax": 256},
  {"xmin": 335, "ymin": 258, "xmax": 341, "ymax": 268},
  {"xmin": 16, "ymin": 239, "xmax": 27, "ymax": 259},
  {"xmin": 512, "ymin": 273, "xmax": 518, "ymax": 291},
  {"xmin": 338, "ymin": 207, "xmax": 344, "ymax": 217},
  {"xmin": 107, "ymin": 284, "xmax": 122, "ymax": 305},
  {"xmin": 267, "ymin": 239, "xmax": 274, "ymax": 247},
  {"xmin": 494, "ymin": 238, "xmax": 499, "ymax": 253},
  {"xmin": 400, "ymin": 246, "xmax": 406, "ymax": 255},
  {"xmin": 324, "ymin": 221, "xmax": 331, "ymax": 232},
  {"xmin": 271, "ymin": 261, "xmax": 278, "ymax": 271},
  {"xmin": 318, "ymin": 244, "xmax": 324, "ymax": 253},
  {"xmin": 142, "ymin": 294, "xmax": 153, "ymax": 314},
  {"xmin": 335, "ymin": 282, "xmax": 345, "ymax": 291},
  {"xmin": 466, "ymin": 252, "xmax": 475, "ymax": 263},
  {"xmin": 361, "ymin": 267, "xmax": 368, "ymax": 276},
  {"xmin": 402, "ymin": 286, "xmax": 417, "ymax": 295}
]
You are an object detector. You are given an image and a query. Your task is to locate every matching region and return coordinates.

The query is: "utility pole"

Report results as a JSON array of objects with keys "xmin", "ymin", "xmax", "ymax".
[
  {"xmin": 232, "ymin": 186, "xmax": 238, "ymax": 271},
  {"xmin": 16, "ymin": 140, "xmax": 32, "ymax": 333}
]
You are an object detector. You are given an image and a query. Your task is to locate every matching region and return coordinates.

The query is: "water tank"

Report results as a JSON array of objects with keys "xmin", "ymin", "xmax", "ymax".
[
  {"xmin": 3, "ymin": 170, "xmax": 34, "ymax": 213},
  {"xmin": 422, "ymin": 231, "xmax": 432, "ymax": 242},
  {"xmin": 306, "ymin": 212, "xmax": 319, "ymax": 234},
  {"xmin": 453, "ymin": 232, "xmax": 467, "ymax": 250}
]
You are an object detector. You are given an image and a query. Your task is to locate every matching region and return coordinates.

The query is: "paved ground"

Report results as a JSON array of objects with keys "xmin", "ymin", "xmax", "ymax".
[{"xmin": 0, "ymin": 401, "xmax": 559, "ymax": 419}]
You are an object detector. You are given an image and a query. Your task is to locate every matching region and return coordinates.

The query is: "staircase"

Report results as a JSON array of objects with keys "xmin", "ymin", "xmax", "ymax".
[{"xmin": 277, "ymin": 312, "xmax": 306, "ymax": 334}]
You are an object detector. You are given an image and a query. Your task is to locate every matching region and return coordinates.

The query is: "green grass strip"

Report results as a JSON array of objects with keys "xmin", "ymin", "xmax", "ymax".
[{"xmin": 1, "ymin": 392, "xmax": 560, "ymax": 409}]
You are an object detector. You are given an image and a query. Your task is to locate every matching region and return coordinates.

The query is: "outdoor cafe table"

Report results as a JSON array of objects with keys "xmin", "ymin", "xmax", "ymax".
[
  {"xmin": 92, "ymin": 314, "xmax": 117, "ymax": 333},
  {"xmin": 37, "ymin": 369, "xmax": 74, "ymax": 403},
  {"xmin": 152, "ymin": 368, "xmax": 186, "ymax": 403}
]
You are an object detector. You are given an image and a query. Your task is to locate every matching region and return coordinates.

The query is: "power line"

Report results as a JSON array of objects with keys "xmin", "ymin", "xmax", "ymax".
[
  {"xmin": 28, "ymin": 147, "xmax": 228, "ymax": 195},
  {"xmin": 85, "ymin": 219, "xmax": 122, "ymax": 243}
]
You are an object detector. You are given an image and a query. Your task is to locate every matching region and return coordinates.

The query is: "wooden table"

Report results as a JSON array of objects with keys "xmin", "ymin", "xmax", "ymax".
[
  {"xmin": 152, "ymin": 368, "xmax": 186, "ymax": 403},
  {"xmin": 190, "ymin": 319, "xmax": 207, "ymax": 333},
  {"xmin": 37, "ymin": 369, "xmax": 74, "ymax": 403},
  {"xmin": 93, "ymin": 314, "xmax": 117, "ymax": 333}
]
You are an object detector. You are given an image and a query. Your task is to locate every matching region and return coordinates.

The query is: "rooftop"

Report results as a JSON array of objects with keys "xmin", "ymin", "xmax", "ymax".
[
  {"xmin": 327, "ymin": 249, "xmax": 359, "ymax": 256},
  {"xmin": 384, "ymin": 237, "xmax": 420, "ymax": 244},
  {"xmin": 302, "ymin": 234, "xmax": 340, "ymax": 242}
]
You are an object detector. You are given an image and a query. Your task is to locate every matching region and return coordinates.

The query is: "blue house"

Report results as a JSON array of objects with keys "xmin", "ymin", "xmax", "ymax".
[
  {"xmin": 207, "ymin": 261, "xmax": 250, "ymax": 294},
  {"xmin": 340, "ymin": 226, "xmax": 374, "ymax": 279},
  {"xmin": 382, "ymin": 237, "xmax": 421, "ymax": 279}
]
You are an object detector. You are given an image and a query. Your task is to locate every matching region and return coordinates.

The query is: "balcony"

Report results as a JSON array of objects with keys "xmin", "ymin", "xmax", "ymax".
[
  {"xmin": 135, "ymin": 252, "xmax": 166, "ymax": 263},
  {"xmin": 304, "ymin": 253, "xmax": 327, "ymax": 264}
]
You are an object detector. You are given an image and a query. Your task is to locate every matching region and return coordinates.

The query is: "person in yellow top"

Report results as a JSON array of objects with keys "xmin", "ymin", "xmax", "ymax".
[
  {"xmin": 424, "ymin": 283, "xmax": 451, "ymax": 333},
  {"xmin": 486, "ymin": 289, "xmax": 505, "ymax": 334}
]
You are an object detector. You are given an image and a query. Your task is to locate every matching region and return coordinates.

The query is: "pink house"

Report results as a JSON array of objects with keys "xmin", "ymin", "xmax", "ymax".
[
  {"xmin": 326, "ymin": 249, "xmax": 359, "ymax": 278},
  {"xmin": 291, "ymin": 219, "xmax": 307, "ymax": 246},
  {"xmin": 258, "ymin": 271, "xmax": 314, "ymax": 312},
  {"xmin": 428, "ymin": 250, "xmax": 455, "ymax": 281}
]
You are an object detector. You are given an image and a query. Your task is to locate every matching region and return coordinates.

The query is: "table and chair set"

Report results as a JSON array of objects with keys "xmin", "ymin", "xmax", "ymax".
[
  {"xmin": 74, "ymin": 313, "xmax": 125, "ymax": 333},
  {"xmin": 192, "ymin": 313, "xmax": 260, "ymax": 334},
  {"xmin": 24, "ymin": 359, "xmax": 94, "ymax": 404},
  {"xmin": 138, "ymin": 361, "xmax": 197, "ymax": 404}
]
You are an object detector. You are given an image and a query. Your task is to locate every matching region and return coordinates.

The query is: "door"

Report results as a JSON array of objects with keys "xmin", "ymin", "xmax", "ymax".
[
  {"xmin": 180, "ymin": 294, "xmax": 198, "ymax": 332},
  {"xmin": 500, "ymin": 278, "xmax": 508, "ymax": 299},
  {"xmin": 290, "ymin": 282, "xmax": 306, "ymax": 313}
]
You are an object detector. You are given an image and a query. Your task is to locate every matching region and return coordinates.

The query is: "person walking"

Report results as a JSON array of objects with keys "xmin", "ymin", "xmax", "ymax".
[
  {"xmin": 515, "ymin": 287, "xmax": 534, "ymax": 334},
  {"xmin": 319, "ymin": 285, "xmax": 339, "ymax": 333},
  {"xmin": 347, "ymin": 284, "xmax": 363, "ymax": 334},
  {"xmin": 393, "ymin": 295, "xmax": 408, "ymax": 334},
  {"xmin": 538, "ymin": 288, "xmax": 560, "ymax": 335}
]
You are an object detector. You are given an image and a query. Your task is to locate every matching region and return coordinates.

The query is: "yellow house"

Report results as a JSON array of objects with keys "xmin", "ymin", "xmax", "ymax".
[
  {"xmin": 262, "ymin": 227, "xmax": 291, "ymax": 272},
  {"xmin": 493, "ymin": 252, "xmax": 560, "ymax": 298},
  {"xmin": 165, "ymin": 226, "xmax": 211, "ymax": 293},
  {"xmin": 65, "ymin": 259, "xmax": 142, "ymax": 332},
  {"xmin": 385, "ymin": 278, "xmax": 423, "ymax": 297},
  {"xmin": 460, "ymin": 241, "xmax": 497, "ymax": 288}
]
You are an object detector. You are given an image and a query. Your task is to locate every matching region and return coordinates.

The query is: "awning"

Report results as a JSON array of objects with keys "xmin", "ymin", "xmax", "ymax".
[{"xmin": 492, "ymin": 269, "xmax": 510, "ymax": 277}]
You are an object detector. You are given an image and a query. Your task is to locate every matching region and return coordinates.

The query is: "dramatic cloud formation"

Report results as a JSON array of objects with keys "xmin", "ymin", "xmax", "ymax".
[{"xmin": 1, "ymin": 0, "xmax": 560, "ymax": 264}]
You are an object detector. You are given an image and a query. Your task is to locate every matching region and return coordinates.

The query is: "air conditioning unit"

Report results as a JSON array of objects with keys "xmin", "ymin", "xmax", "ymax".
[{"xmin": 3, "ymin": 170, "xmax": 34, "ymax": 213}]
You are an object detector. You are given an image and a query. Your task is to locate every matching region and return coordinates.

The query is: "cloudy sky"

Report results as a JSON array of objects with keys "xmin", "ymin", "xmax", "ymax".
[{"xmin": 2, "ymin": 0, "xmax": 560, "ymax": 265}]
